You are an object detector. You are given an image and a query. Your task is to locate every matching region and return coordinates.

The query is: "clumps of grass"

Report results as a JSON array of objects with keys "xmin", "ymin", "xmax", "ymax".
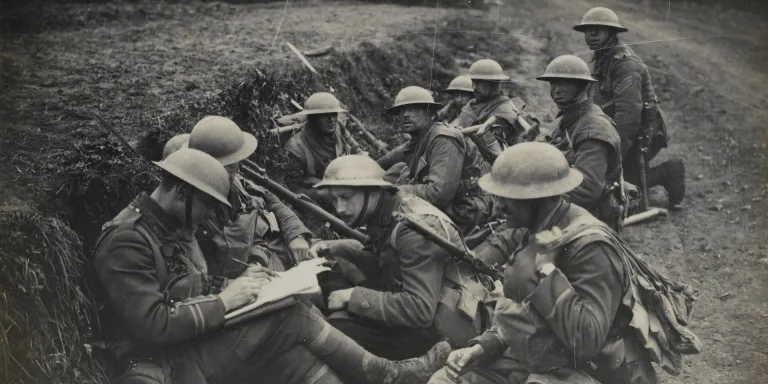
[{"xmin": 0, "ymin": 208, "xmax": 109, "ymax": 384}]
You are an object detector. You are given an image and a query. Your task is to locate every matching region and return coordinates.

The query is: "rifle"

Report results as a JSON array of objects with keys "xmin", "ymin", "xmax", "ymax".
[
  {"xmin": 392, "ymin": 212, "xmax": 504, "ymax": 281},
  {"xmin": 638, "ymin": 103, "xmax": 653, "ymax": 212},
  {"xmin": 240, "ymin": 159, "xmax": 369, "ymax": 244},
  {"xmin": 347, "ymin": 113, "xmax": 389, "ymax": 153}
]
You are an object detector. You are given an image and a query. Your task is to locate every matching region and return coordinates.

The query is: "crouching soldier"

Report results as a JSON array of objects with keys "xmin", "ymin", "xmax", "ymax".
[
  {"xmin": 455, "ymin": 59, "xmax": 527, "ymax": 163},
  {"xmin": 376, "ymin": 86, "xmax": 495, "ymax": 234},
  {"xmin": 92, "ymin": 148, "xmax": 451, "ymax": 384},
  {"xmin": 436, "ymin": 75, "xmax": 475, "ymax": 125},
  {"xmin": 428, "ymin": 142, "xmax": 660, "ymax": 384},
  {"xmin": 574, "ymin": 7, "xmax": 685, "ymax": 210},
  {"xmin": 284, "ymin": 92, "xmax": 366, "ymax": 209},
  {"xmin": 313, "ymin": 155, "xmax": 493, "ymax": 360},
  {"xmin": 537, "ymin": 55, "xmax": 625, "ymax": 231},
  {"xmin": 180, "ymin": 116, "xmax": 313, "ymax": 275}
]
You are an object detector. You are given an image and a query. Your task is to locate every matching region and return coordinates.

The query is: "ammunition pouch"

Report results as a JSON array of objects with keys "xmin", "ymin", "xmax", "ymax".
[{"xmin": 434, "ymin": 263, "xmax": 492, "ymax": 346}]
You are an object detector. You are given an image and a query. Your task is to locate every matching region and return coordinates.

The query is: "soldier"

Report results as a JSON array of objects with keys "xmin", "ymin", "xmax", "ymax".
[
  {"xmin": 181, "ymin": 116, "xmax": 313, "ymax": 275},
  {"xmin": 92, "ymin": 148, "xmax": 451, "ymax": 384},
  {"xmin": 314, "ymin": 154, "xmax": 492, "ymax": 360},
  {"xmin": 284, "ymin": 92, "xmax": 366, "ymax": 209},
  {"xmin": 436, "ymin": 75, "xmax": 475, "ymax": 125},
  {"xmin": 454, "ymin": 59, "xmax": 525, "ymax": 163},
  {"xmin": 537, "ymin": 55, "xmax": 624, "ymax": 230},
  {"xmin": 575, "ymin": 7, "xmax": 685, "ymax": 210},
  {"xmin": 375, "ymin": 86, "xmax": 494, "ymax": 234},
  {"xmin": 428, "ymin": 143, "xmax": 658, "ymax": 384}
]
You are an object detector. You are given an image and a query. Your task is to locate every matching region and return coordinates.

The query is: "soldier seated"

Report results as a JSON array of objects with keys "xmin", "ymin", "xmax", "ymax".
[
  {"xmin": 92, "ymin": 148, "xmax": 450, "ymax": 384},
  {"xmin": 436, "ymin": 75, "xmax": 475, "ymax": 125},
  {"xmin": 314, "ymin": 155, "xmax": 494, "ymax": 360}
]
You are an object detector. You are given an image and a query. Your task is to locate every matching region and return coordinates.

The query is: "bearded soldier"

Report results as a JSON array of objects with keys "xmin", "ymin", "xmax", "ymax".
[
  {"xmin": 575, "ymin": 7, "xmax": 685, "ymax": 210},
  {"xmin": 436, "ymin": 75, "xmax": 475, "ymax": 125},
  {"xmin": 314, "ymin": 155, "xmax": 492, "ymax": 360},
  {"xmin": 454, "ymin": 59, "xmax": 526, "ymax": 163},
  {"xmin": 428, "ymin": 143, "xmax": 660, "ymax": 384},
  {"xmin": 538, "ymin": 55, "xmax": 624, "ymax": 230},
  {"xmin": 375, "ymin": 86, "xmax": 494, "ymax": 234},
  {"xmin": 92, "ymin": 148, "xmax": 451, "ymax": 384},
  {"xmin": 284, "ymin": 92, "xmax": 366, "ymax": 209}
]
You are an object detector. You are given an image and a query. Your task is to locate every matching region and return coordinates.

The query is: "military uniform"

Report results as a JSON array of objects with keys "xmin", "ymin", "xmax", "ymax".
[
  {"xmin": 198, "ymin": 174, "xmax": 312, "ymax": 278},
  {"xmin": 591, "ymin": 42, "xmax": 684, "ymax": 205},
  {"xmin": 546, "ymin": 100, "xmax": 623, "ymax": 229},
  {"xmin": 379, "ymin": 121, "xmax": 494, "ymax": 234},
  {"xmin": 284, "ymin": 123, "xmax": 363, "ymax": 207},
  {"xmin": 322, "ymin": 191, "xmax": 492, "ymax": 359},
  {"xmin": 455, "ymin": 94, "xmax": 524, "ymax": 163},
  {"xmin": 92, "ymin": 193, "xmax": 343, "ymax": 384},
  {"xmin": 428, "ymin": 199, "xmax": 658, "ymax": 384}
]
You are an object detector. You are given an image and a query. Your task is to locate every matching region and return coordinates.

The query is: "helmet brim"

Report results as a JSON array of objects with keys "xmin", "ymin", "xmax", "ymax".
[
  {"xmin": 573, "ymin": 23, "xmax": 628, "ymax": 33},
  {"xmin": 313, "ymin": 178, "xmax": 398, "ymax": 190},
  {"xmin": 445, "ymin": 87, "xmax": 474, "ymax": 93},
  {"xmin": 152, "ymin": 161, "xmax": 232, "ymax": 208},
  {"xmin": 469, "ymin": 75, "xmax": 511, "ymax": 82},
  {"xmin": 182, "ymin": 132, "xmax": 259, "ymax": 166},
  {"xmin": 536, "ymin": 74, "xmax": 597, "ymax": 82},
  {"xmin": 477, "ymin": 168, "xmax": 584, "ymax": 199},
  {"xmin": 386, "ymin": 102, "xmax": 444, "ymax": 115},
  {"xmin": 300, "ymin": 107, "xmax": 348, "ymax": 115}
]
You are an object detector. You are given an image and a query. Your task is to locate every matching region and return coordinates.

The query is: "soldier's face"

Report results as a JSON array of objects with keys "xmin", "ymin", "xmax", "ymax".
[
  {"xmin": 399, "ymin": 105, "xmax": 432, "ymax": 134},
  {"xmin": 451, "ymin": 92, "xmax": 473, "ymax": 108},
  {"xmin": 309, "ymin": 113, "xmax": 338, "ymax": 134},
  {"xmin": 549, "ymin": 80, "xmax": 584, "ymax": 107},
  {"xmin": 495, "ymin": 197, "xmax": 535, "ymax": 229},
  {"xmin": 224, "ymin": 162, "xmax": 240, "ymax": 185},
  {"xmin": 188, "ymin": 191, "xmax": 222, "ymax": 227},
  {"xmin": 583, "ymin": 26, "xmax": 613, "ymax": 50},
  {"xmin": 326, "ymin": 186, "xmax": 368, "ymax": 226},
  {"xmin": 472, "ymin": 80, "xmax": 497, "ymax": 102}
]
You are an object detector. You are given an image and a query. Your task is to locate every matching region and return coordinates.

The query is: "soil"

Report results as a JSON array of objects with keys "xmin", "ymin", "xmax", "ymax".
[{"xmin": 1, "ymin": 0, "xmax": 767, "ymax": 383}]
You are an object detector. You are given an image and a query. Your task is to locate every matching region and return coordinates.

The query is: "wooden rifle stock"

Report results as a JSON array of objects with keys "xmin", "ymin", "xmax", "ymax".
[
  {"xmin": 240, "ymin": 160, "xmax": 369, "ymax": 243},
  {"xmin": 348, "ymin": 114, "xmax": 388, "ymax": 152},
  {"xmin": 392, "ymin": 212, "xmax": 503, "ymax": 281}
]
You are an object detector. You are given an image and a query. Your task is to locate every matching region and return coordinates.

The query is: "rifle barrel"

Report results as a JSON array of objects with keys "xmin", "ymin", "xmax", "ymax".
[{"xmin": 240, "ymin": 161, "xmax": 368, "ymax": 243}]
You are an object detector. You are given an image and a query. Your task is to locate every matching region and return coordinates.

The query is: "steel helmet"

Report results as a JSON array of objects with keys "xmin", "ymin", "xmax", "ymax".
[
  {"xmin": 301, "ymin": 92, "xmax": 348, "ymax": 115},
  {"xmin": 184, "ymin": 116, "xmax": 258, "ymax": 166},
  {"xmin": 536, "ymin": 55, "xmax": 597, "ymax": 82},
  {"xmin": 468, "ymin": 59, "xmax": 510, "ymax": 82},
  {"xmin": 153, "ymin": 148, "xmax": 232, "ymax": 207},
  {"xmin": 478, "ymin": 142, "xmax": 583, "ymax": 199},
  {"xmin": 387, "ymin": 86, "xmax": 444, "ymax": 115},
  {"xmin": 162, "ymin": 133, "xmax": 190, "ymax": 160},
  {"xmin": 445, "ymin": 75, "xmax": 474, "ymax": 93},
  {"xmin": 313, "ymin": 155, "xmax": 396, "ymax": 189},
  {"xmin": 573, "ymin": 7, "xmax": 628, "ymax": 33}
]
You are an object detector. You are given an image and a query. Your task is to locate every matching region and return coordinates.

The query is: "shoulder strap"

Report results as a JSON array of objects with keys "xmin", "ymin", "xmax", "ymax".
[{"xmin": 389, "ymin": 195, "xmax": 456, "ymax": 251}]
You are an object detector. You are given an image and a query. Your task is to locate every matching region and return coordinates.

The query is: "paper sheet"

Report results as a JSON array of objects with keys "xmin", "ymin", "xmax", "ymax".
[{"xmin": 224, "ymin": 258, "xmax": 331, "ymax": 320}]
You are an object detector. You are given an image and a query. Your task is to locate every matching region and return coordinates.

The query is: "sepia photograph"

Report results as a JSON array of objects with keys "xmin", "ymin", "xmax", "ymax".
[{"xmin": 1, "ymin": 0, "xmax": 766, "ymax": 383}]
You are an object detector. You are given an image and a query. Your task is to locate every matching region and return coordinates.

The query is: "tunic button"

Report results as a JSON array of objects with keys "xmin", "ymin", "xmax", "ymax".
[{"xmin": 361, "ymin": 301, "xmax": 370, "ymax": 309}]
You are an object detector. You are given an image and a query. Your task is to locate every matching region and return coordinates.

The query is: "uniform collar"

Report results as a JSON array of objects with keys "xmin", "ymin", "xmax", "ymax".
[
  {"xmin": 531, "ymin": 197, "xmax": 570, "ymax": 235},
  {"xmin": 132, "ymin": 192, "xmax": 189, "ymax": 239}
]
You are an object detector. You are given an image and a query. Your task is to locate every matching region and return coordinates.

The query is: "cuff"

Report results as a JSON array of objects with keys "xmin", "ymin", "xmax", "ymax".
[
  {"xmin": 467, "ymin": 331, "xmax": 506, "ymax": 359},
  {"xmin": 347, "ymin": 287, "xmax": 384, "ymax": 323},
  {"xmin": 527, "ymin": 268, "xmax": 572, "ymax": 320},
  {"xmin": 196, "ymin": 295, "xmax": 227, "ymax": 330}
]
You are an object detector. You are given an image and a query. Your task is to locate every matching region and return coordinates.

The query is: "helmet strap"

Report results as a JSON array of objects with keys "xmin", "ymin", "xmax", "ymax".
[
  {"xmin": 184, "ymin": 187, "xmax": 194, "ymax": 229},
  {"xmin": 350, "ymin": 189, "xmax": 371, "ymax": 228}
]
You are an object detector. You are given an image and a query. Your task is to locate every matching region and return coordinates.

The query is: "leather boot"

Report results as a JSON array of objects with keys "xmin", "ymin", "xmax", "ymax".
[
  {"xmin": 648, "ymin": 159, "xmax": 685, "ymax": 211},
  {"xmin": 361, "ymin": 341, "xmax": 452, "ymax": 384}
]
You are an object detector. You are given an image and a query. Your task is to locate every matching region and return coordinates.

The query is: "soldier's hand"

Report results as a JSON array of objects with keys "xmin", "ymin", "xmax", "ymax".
[
  {"xmin": 288, "ymin": 236, "xmax": 312, "ymax": 263},
  {"xmin": 240, "ymin": 265, "xmax": 277, "ymax": 280},
  {"xmin": 309, "ymin": 241, "xmax": 331, "ymax": 259},
  {"xmin": 445, "ymin": 345, "xmax": 484, "ymax": 379},
  {"xmin": 327, "ymin": 288, "xmax": 354, "ymax": 311},
  {"xmin": 218, "ymin": 274, "xmax": 274, "ymax": 312}
]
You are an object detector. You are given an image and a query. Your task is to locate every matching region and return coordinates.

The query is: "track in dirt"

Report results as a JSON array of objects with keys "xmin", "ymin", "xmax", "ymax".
[{"xmin": 1, "ymin": 0, "xmax": 767, "ymax": 383}]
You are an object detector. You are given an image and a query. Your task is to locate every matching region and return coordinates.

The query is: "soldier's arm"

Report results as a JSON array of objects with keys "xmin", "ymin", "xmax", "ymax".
[
  {"xmin": 466, "ymin": 327, "xmax": 508, "ymax": 359},
  {"xmin": 567, "ymin": 139, "xmax": 610, "ymax": 210},
  {"xmin": 347, "ymin": 224, "xmax": 446, "ymax": 328},
  {"xmin": 263, "ymin": 189, "xmax": 312, "ymax": 243},
  {"xmin": 527, "ymin": 242, "xmax": 625, "ymax": 359},
  {"xmin": 397, "ymin": 136, "xmax": 464, "ymax": 208},
  {"xmin": 93, "ymin": 231, "xmax": 225, "ymax": 347},
  {"xmin": 611, "ymin": 60, "xmax": 644, "ymax": 157},
  {"xmin": 285, "ymin": 152, "xmax": 309, "ymax": 186},
  {"xmin": 376, "ymin": 143, "xmax": 407, "ymax": 170},
  {"xmin": 472, "ymin": 227, "xmax": 527, "ymax": 269}
]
